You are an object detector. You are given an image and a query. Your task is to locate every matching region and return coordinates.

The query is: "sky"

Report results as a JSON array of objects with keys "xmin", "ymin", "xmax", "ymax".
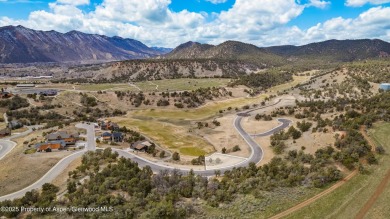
[{"xmin": 1, "ymin": 0, "xmax": 390, "ymax": 48}]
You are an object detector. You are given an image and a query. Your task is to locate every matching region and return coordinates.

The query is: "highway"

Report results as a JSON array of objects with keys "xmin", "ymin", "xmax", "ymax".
[{"xmin": 0, "ymin": 99, "xmax": 292, "ymax": 201}]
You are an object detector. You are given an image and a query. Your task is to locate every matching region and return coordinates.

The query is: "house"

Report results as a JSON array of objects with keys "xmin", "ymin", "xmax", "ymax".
[
  {"xmin": 0, "ymin": 91, "xmax": 11, "ymax": 98},
  {"xmin": 35, "ymin": 140, "xmax": 66, "ymax": 152},
  {"xmin": 46, "ymin": 131, "xmax": 79, "ymax": 145},
  {"xmin": 100, "ymin": 121, "xmax": 120, "ymax": 131},
  {"xmin": 39, "ymin": 89, "xmax": 58, "ymax": 96},
  {"xmin": 8, "ymin": 120, "xmax": 23, "ymax": 130},
  {"xmin": 131, "ymin": 141, "xmax": 152, "ymax": 152},
  {"xmin": 0, "ymin": 128, "xmax": 11, "ymax": 137},
  {"xmin": 101, "ymin": 132, "xmax": 113, "ymax": 141},
  {"xmin": 112, "ymin": 132, "xmax": 124, "ymax": 142}
]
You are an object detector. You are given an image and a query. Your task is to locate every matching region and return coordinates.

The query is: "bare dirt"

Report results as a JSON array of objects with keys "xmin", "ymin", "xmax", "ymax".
[{"xmin": 201, "ymin": 114, "xmax": 250, "ymax": 158}]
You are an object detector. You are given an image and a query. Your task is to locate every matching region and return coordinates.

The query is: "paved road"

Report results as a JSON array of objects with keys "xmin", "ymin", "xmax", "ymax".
[
  {"xmin": 0, "ymin": 125, "xmax": 42, "ymax": 161},
  {"xmin": 0, "ymin": 99, "xmax": 292, "ymax": 200}
]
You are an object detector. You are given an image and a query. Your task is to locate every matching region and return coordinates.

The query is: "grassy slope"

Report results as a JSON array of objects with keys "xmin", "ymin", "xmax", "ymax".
[
  {"xmin": 76, "ymin": 78, "xmax": 231, "ymax": 92},
  {"xmin": 285, "ymin": 122, "xmax": 390, "ymax": 219},
  {"xmin": 363, "ymin": 123, "xmax": 390, "ymax": 218}
]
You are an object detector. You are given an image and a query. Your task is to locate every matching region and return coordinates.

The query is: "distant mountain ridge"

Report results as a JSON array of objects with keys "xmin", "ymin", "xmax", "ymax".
[
  {"xmin": 164, "ymin": 39, "xmax": 390, "ymax": 64},
  {"xmin": 163, "ymin": 40, "xmax": 285, "ymax": 67},
  {"xmin": 266, "ymin": 39, "xmax": 390, "ymax": 62},
  {"xmin": 0, "ymin": 25, "xmax": 170, "ymax": 63}
]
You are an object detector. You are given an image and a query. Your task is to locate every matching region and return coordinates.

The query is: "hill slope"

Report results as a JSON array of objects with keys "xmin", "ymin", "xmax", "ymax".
[
  {"xmin": 266, "ymin": 39, "xmax": 390, "ymax": 62},
  {"xmin": 0, "ymin": 25, "xmax": 168, "ymax": 63},
  {"xmin": 163, "ymin": 41, "xmax": 285, "ymax": 67}
]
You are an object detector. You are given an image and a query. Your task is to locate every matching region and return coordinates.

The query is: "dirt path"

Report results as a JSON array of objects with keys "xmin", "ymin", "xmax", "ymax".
[
  {"xmin": 269, "ymin": 170, "xmax": 357, "ymax": 219},
  {"xmin": 355, "ymin": 169, "xmax": 390, "ymax": 219},
  {"xmin": 354, "ymin": 126, "xmax": 389, "ymax": 219}
]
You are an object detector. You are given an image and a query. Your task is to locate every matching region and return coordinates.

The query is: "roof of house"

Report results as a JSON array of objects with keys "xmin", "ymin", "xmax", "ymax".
[
  {"xmin": 101, "ymin": 132, "xmax": 112, "ymax": 137},
  {"xmin": 141, "ymin": 141, "xmax": 152, "ymax": 147},
  {"xmin": 135, "ymin": 144, "xmax": 147, "ymax": 150},
  {"xmin": 132, "ymin": 140, "xmax": 152, "ymax": 150},
  {"xmin": 35, "ymin": 140, "xmax": 66, "ymax": 149},
  {"xmin": 47, "ymin": 131, "xmax": 79, "ymax": 140},
  {"xmin": 112, "ymin": 132, "xmax": 123, "ymax": 138}
]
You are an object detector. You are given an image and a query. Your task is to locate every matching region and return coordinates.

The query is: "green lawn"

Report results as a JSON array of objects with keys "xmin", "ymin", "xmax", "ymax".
[{"xmin": 285, "ymin": 122, "xmax": 390, "ymax": 219}]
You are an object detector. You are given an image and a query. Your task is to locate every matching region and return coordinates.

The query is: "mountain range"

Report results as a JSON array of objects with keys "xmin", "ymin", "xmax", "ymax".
[
  {"xmin": 1, "ymin": 25, "xmax": 390, "ymax": 65},
  {"xmin": 0, "ymin": 25, "xmax": 171, "ymax": 63}
]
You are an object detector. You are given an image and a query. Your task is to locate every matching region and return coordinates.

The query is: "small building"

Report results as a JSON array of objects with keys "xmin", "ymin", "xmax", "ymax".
[
  {"xmin": 112, "ymin": 132, "xmax": 124, "ymax": 142},
  {"xmin": 0, "ymin": 88, "xmax": 12, "ymax": 99},
  {"xmin": 35, "ymin": 140, "xmax": 66, "ymax": 152},
  {"xmin": 8, "ymin": 120, "xmax": 23, "ymax": 130},
  {"xmin": 46, "ymin": 131, "xmax": 79, "ymax": 145},
  {"xmin": 101, "ymin": 132, "xmax": 113, "ymax": 141},
  {"xmin": 0, "ymin": 128, "xmax": 11, "ymax": 137},
  {"xmin": 131, "ymin": 141, "xmax": 152, "ymax": 152},
  {"xmin": 39, "ymin": 89, "xmax": 58, "ymax": 96},
  {"xmin": 16, "ymin": 84, "xmax": 35, "ymax": 88},
  {"xmin": 100, "ymin": 121, "xmax": 120, "ymax": 131},
  {"xmin": 380, "ymin": 83, "xmax": 390, "ymax": 91}
]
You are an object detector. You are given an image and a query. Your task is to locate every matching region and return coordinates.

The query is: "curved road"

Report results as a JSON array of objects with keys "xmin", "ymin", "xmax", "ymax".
[
  {"xmin": 0, "ymin": 125, "xmax": 42, "ymax": 160},
  {"xmin": 0, "ymin": 99, "xmax": 292, "ymax": 201}
]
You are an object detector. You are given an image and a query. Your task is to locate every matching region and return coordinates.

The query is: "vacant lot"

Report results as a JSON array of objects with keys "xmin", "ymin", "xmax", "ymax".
[
  {"xmin": 110, "ymin": 117, "xmax": 215, "ymax": 157},
  {"xmin": 285, "ymin": 122, "xmax": 390, "ymax": 219}
]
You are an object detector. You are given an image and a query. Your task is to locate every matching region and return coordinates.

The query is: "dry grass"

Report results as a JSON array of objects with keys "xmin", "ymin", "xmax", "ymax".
[{"xmin": 110, "ymin": 117, "xmax": 215, "ymax": 157}]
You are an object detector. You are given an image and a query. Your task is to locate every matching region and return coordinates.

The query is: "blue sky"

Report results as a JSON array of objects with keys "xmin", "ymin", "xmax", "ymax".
[{"xmin": 1, "ymin": 0, "xmax": 390, "ymax": 47}]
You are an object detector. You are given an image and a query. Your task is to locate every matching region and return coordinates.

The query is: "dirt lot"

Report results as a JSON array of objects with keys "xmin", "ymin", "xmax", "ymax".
[{"xmin": 201, "ymin": 114, "xmax": 250, "ymax": 158}]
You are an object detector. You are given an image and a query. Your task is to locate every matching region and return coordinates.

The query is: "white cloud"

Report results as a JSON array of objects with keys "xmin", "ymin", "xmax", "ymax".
[
  {"xmin": 205, "ymin": 0, "xmax": 228, "ymax": 4},
  {"xmin": 57, "ymin": 0, "xmax": 90, "ymax": 5},
  {"xmin": 346, "ymin": 0, "xmax": 390, "ymax": 7},
  {"xmin": 308, "ymin": 0, "xmax": 331, "ymax": 8}
]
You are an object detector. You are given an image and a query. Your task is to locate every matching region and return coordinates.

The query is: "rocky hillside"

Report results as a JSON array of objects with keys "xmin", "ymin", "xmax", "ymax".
[
  {"xmin": 0, "ymin": 25, "xmax": 169, "ymax": 63},
  {"xmin": 163, "ymin": 41, "xmax": 285, "ymax": 67},
  {"xmin": 266, "ymin": 39, "xmax": 390, "ymax": 62}
]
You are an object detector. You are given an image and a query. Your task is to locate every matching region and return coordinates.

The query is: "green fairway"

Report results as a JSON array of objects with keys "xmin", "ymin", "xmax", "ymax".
[{"xmin": 285, "ymin": 122, "xmax": 390, "ymax": 219}]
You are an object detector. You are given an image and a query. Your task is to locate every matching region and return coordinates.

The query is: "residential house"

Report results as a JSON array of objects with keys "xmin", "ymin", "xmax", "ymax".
[
  {"xmin": 8, "ymin": 120, "xmax": 23, "ymax": 130},
  {"xmin": 46, "ymin": 131, "xmax": 79, "ymax": 145},
  {"xmin": 112, "ymin": 132, "xmax": 124, "ymax": 142},
  {"xmin": 35, "ymin": 140, "xmax": 66, "ymax": 152},
  {"xmin": 101, "ymin": 132, "xmax": 113, "ymax": 141},
  {"xmin": 100, "ymin": 121, "xmax": 120, "ymax": 131},
  {"xmin": 0, "ymin": 128, "xmax": 11, "ymax": 137},
  {"xmin": 0, "ymin": 90, "xmax": 12, "ymax": 99},
  {"xmin": 131, "ymin": 141, "xmax": 152, "ymax": 152},
  {"xmin": 39, "ymin": 89, "xmax": 58, "ymax": 96}
]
